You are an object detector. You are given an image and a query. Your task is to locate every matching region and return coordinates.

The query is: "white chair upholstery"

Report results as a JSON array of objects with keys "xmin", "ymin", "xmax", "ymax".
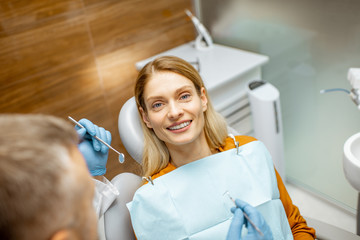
[
  {"xmin": 118, "ymin": 97, "xmax": 143, "ymax": 164},
  {"xmin": 102, "ymin": 97, "xmax": 144, "ymax": 240},
  {"xmin": 104, "ymin": 173, "xmax": 141, "ymax": 240}
]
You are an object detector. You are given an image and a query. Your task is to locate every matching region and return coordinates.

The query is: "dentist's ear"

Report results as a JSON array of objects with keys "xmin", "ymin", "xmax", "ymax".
[
  {"xmin": 200, "ymin": 87, "xmax": 208, "ymax": 111},
  {"xmin": 139, "ymin": 107, "xmax": 152, "ymax": 128},
  {"xmin": 50, "ymin": 229, "xmax": 73, "ymax": 240}
]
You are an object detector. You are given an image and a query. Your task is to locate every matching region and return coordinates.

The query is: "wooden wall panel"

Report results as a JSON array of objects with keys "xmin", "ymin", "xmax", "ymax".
[{"xmin": 0, "ymin": 0, "xmax": 195, "ymax": 179}]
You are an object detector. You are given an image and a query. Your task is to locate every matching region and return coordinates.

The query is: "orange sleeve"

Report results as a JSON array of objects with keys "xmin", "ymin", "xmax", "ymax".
[{"xmin": 275, "ymin": 169, "xmax": 316, "ymax": 239}]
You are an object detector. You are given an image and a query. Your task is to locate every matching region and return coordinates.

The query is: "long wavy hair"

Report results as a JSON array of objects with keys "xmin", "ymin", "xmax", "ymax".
[{"xmin": 135, "ymin": 56, "xmax": 228, "ymax": 177}]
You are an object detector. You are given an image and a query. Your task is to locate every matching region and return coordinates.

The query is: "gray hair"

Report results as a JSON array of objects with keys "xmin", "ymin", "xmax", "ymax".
[{"xmin": 0, "ymin": 114, "xmax": 81, "ymax": 239}]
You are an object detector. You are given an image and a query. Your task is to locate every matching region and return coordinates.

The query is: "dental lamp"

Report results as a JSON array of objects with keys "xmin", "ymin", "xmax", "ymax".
[{"xmin": 185, "ymin": 9, "xmax": 213, "ymax": 51}]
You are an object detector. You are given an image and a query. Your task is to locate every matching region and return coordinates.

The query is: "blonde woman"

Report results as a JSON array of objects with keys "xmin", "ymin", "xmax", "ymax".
[{"xmin": 128, "ymin": 56, "xmax": 315, "ymax": 240}]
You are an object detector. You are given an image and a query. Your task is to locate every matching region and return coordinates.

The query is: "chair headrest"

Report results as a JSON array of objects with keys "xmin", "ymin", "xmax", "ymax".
[{"xmin": 118, "ymin": 97, "xmax": 144, "ymax": 164}]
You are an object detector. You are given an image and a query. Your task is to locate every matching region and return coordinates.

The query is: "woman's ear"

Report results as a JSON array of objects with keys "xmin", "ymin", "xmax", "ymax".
[
  {"xmin": 200, "ymin": 87, "xmax": 208, "ymax": 112},
  {"xmin": 139, "ymin": 107, "xmax": 152, "ymax": 128}
]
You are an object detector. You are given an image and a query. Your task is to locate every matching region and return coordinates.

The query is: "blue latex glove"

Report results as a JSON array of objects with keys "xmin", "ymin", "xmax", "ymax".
[
  {"xmin": 226, "ymin": 199, "xmax": 273, "ymax": 240},
  {"xmin": 76, "ymin": 118, "xmax": 111, "ymax": 176}
]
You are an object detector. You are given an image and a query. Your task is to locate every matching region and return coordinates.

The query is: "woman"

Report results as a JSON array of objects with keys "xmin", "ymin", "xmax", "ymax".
[{"xmin": 129, "ymin": 56, "xmax": 315, "ymax": 239}]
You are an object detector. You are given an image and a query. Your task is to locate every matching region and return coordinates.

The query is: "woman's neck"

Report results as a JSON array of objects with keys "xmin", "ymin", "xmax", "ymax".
[{"xmin": 167, "ymin": 135, "xmax": 215, "ymax": 168}]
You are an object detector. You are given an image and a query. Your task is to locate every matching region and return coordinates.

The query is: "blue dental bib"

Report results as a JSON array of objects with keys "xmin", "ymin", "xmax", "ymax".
[{"xmin": 127, "ymin": 141, "xmax": 293, "ymax": 240}]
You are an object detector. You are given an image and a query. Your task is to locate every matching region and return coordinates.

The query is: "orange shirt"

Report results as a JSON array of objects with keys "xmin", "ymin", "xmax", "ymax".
[{"xmin": 151, "ymin": 136, "xmax": 316, "ymax": 239}]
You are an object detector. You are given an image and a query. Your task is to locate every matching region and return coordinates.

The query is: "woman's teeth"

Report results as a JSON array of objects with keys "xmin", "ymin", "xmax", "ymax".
[{"xmin": 168, "ymin": 121, "xmax": 190, "ymax": 130}]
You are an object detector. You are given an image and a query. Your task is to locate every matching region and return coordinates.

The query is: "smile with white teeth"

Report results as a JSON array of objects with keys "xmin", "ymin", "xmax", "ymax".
[{"xmin": 168, "ymin": 121, "xmax": 191, "ymax": 130}]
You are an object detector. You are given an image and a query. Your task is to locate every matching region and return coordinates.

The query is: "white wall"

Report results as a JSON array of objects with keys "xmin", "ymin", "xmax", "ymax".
[{"xmin": 197, "ymin": 0, "xmax": 360, "ymax": 213}]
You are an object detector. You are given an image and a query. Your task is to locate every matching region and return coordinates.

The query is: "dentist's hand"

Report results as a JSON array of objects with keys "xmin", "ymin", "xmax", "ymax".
[
  {"xmin": 76, "ymin": 118, "xmax": 111, "ymax": 176},
  {"xmin": 226, "ymin": 199, "xmax": 273, "ymax": 240}
]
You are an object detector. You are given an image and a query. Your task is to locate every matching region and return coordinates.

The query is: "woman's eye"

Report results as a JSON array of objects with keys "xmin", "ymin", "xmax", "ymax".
[
  {"xmin": 180, "ymin": 94, "xmax": 191, "ymax": 100},
  {"xmin": 152, "ymin": 102, "xmax": 163, "ymax": 109}
]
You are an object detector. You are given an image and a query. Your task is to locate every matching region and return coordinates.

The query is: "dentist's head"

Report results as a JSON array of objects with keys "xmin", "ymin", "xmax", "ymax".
[
  {"xmin": 135, "ymin": 56, "xmax": 228, "ymax": 177},
  {"xmin": 0, "ymin": 114, "xmax": 98, "ymax": 240}
]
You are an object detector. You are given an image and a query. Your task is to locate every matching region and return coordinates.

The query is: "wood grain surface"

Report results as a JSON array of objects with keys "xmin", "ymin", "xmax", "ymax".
[{"xmin": 0, "ymin": 0, "xmax": 195, "ymax": 179}]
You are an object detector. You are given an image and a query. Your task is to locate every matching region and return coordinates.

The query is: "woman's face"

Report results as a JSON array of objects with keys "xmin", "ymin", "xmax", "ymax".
[{"xmin": 140, "ymin": 71, "xmax": 208, "ymax": 148}]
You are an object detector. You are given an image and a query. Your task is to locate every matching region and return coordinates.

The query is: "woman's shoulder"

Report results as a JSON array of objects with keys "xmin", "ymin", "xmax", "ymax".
[
  {"xmin": 235, "ymin": 135, "xmax": 257, "ymax": 146},
  {"xmin": 143, "ymin": 163, "xmax": 176, "ymax": 185},
  {"xmin": 219, "ymin": 135, "xmax": 257, "ymax": 152},
  {"xmin": 150, "ymin": 162, "xmax": 177, "ymax": 180}
]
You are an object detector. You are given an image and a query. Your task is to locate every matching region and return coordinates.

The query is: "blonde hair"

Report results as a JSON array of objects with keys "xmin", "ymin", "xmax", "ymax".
[{"xmin": 135, "ymin": 56, "xmax": 228, "ymax": 177}]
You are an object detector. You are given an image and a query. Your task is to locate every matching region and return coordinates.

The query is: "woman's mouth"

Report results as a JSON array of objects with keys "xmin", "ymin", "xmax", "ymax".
[{"xmin": 167, "ymin": 121, "xmax": 191, "ymax": 131}]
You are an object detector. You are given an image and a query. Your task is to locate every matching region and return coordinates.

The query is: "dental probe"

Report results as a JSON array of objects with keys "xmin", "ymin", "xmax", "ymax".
[
  {"xmin": 224, "ymin": 191, "xmax": 264, "ymax": 236},
  {"xmin": 68, "ymin": 116, "xmax": 125, "ymax": 163}
]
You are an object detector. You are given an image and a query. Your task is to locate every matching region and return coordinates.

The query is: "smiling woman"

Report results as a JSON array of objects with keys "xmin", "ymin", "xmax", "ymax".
[
  {"xmin": 139, "ymin": 71, "xmax": 210, "ymax": 168},
  {"xmin": 135, "ymin": 56, "xmax": 228, "ymax": 176},
  {"xmin": 130, "ymin": 56, "xmax": 316, "ymax": 240}
]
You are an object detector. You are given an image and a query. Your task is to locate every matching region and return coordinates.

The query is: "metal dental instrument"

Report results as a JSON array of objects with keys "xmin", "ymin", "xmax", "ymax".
[
  {"xmin": 68, "ymin": 116, "xmax": 125, "ymax": 163},
  {"xmin": 224, "ymin": 191, "xmax": 264, "ymax": 236}
]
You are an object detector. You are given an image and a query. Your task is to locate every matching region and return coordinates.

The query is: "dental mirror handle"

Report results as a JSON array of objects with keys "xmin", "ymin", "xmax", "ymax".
[{"xmin": 68, "ymin": 116, "xmax": 125, "ymax": 163}]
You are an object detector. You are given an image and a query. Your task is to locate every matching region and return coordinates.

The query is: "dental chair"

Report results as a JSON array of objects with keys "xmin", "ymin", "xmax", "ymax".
[
  {"xmin": 104, "ymin": 96, "xmax": 360, "ymax": 240},
  {"xmin": 103, "ymin": 97, "xmax": 142, "ymax": 240}
]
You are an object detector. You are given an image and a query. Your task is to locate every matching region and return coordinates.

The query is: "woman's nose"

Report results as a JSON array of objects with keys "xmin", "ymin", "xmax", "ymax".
[{"xmin": 167, "ymin": 101, "xmax": 184, "ymax": 119}]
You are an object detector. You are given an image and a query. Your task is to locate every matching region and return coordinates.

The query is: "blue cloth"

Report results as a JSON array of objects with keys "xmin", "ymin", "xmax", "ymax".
[{"xmin": 127, "ymin": 141, "xmax": 293, "ymax": 240}]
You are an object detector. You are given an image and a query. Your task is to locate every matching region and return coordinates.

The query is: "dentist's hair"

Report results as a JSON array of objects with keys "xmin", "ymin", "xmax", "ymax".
[
  {"xmin": 0, "ymin": 114, "xmax": 90, "ymax": 240},
  {"xmin": 135, "ymin": 56, "xmax": 228, "ymax": 177}
]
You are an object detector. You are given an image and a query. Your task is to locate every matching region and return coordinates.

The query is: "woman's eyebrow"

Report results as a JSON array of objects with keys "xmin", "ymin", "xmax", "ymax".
[
  {"xmin": 146, "ymin": 85, "xmax": 194, "ymax": 102},
  {"xmin": 174, "ymin": 85, "xmax": 193, "ymax": 95},
  {"xmin": 146, "ymin": 95, "xmax": 164, "ymax": 102}
]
